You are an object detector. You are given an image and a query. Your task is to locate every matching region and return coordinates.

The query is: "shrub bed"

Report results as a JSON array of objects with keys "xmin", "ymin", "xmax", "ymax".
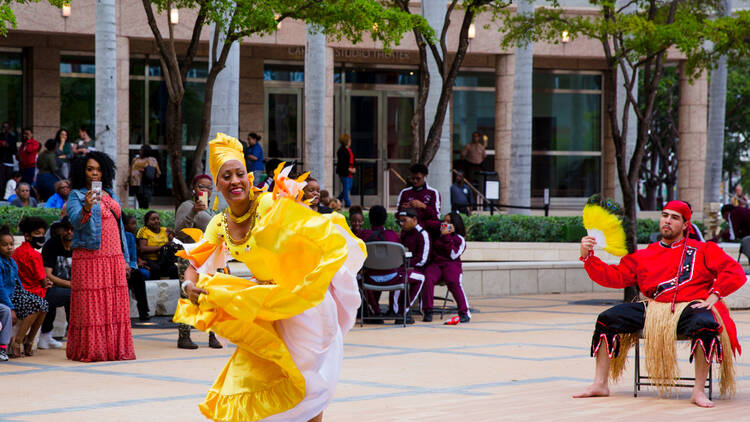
[
  {"xmin": 0, "ymin": 206, "xmax": 175, "ymax": 234},
  {"xmin": 344, "ymin": 210, "xmax": 667, "ymax": 243}
]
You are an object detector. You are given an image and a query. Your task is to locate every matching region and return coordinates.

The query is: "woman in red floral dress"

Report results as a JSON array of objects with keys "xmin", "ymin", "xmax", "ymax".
[{"xmin": 65, "ymin": 151, "xmax": 135, "ymax": 362}]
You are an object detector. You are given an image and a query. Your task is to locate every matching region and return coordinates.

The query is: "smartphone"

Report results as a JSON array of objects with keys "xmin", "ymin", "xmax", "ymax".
[
  {"xmin": 440, "ymin": 222, "xmax": 449, "ymax": 231},
  {"xmin": 91, "ymin": 181, "xmax": 102, "ymax": 201},
  {"xmin": 198, "ymin": 191, "xmax": 209, "ymax": 207}
]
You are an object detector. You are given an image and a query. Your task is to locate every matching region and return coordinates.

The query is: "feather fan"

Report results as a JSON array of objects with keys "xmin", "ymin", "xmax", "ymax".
[{"xmin": 582, "ymin": 194, "xmax": 628, "ymax": 257}]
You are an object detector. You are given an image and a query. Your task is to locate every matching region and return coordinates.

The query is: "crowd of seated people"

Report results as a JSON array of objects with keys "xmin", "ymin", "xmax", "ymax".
[{"xmin": 346, "ymin": 162, "xmax": 471, "ymax": 325}]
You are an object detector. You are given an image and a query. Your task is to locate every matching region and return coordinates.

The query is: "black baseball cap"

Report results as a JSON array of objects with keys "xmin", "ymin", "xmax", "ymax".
[{"xmin": 397, "ymin": 208, "xmax": 418, "ymax": 218}]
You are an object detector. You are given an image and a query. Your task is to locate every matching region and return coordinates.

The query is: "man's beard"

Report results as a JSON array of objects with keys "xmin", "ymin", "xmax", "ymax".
[{"xmin": 661, "ymin": 227, "xmax": 681, "ymax": 241}]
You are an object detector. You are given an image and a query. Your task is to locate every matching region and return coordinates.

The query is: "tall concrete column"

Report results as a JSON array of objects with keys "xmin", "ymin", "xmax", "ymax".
[
  {"xmin": 677, "ymin": 64, "xmax": 708, "ymax": 217},
  {"xmin": 614, "ymin": 65, "xmax": 638, "ymax": 204},
  {"xmin": 304, "ymin": 26, "xmax": 327, "ymax": 188},
  {"xmin": 495, "ymin": 54, "xmax": 514, "ymax": 205},
  {"xmin": 95, "ymin": 0, "xmax": 117, "ymax": 161},
  {"xmin": 324, "ymin": 45, "xmax": 334, "ymax": 189},
  {"xmin": 705, "ymin": 0, "xmax": 731, "ymax": 204},
  {"xmin": 508, "ymin": 0, "xmax": 533, "ymax": 214},
  {"xmin": 116, "ymin": 35, "xmax": 130, "ymax": 201},
  {"xmin": 423, "ymin": 0, "xmax": 450, "ymax": 216},
  {"xmin": 613, "ymin": 0, "xmax": 638, "ymax": 205},
  {"xmin": 209, "ymin": 23, "xmax": 240, "ymax": 140}
]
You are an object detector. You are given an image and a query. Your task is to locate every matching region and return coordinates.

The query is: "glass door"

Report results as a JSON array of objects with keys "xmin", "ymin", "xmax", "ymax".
[
  {"xmin": 384, "ymin": 94, "xmax": 415, "ymax": 201},
  {"xmin": 265, "ymin": 87, "xmax": 303, "ymax": 163},
  {"xmin": 341, "ymin": 90, "xmax": 415, "ymax": 206},
  {"xmin": 346, "ymin": 91, "xmax": 379, "ymax": 197}
]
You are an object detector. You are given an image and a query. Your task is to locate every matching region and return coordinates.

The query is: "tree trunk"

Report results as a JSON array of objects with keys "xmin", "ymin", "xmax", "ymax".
[{"xmin": 166, "ymin": 98, "xmax": 189, "ymax": 201}]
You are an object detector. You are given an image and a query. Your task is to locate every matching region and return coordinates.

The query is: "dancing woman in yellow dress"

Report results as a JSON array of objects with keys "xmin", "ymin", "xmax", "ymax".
[{"xmin": 174, "ymin": 134, "xmax": 365, "ymax": 422}]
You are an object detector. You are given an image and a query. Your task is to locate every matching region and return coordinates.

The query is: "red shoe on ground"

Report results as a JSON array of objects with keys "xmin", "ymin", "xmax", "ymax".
[{"xmin": 444, "ymin": 316, "xmax": 460, "ymax": 325}]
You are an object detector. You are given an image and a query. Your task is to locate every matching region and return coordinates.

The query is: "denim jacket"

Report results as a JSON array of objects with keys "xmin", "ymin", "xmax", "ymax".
[{"xmin": 66, "ymin": 187, "xmax": 130, "ymax": 265}]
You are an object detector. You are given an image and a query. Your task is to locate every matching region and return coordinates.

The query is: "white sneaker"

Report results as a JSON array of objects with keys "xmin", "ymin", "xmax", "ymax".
[{"xmin": 37, "ymin": 333, "xmax": 63, "ymax": 349}]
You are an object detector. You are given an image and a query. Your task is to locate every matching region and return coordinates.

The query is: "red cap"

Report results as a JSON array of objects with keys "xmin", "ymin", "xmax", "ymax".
[{"xmin": 663, "ymin": 200, "xmax": 691, "ymax": 222}]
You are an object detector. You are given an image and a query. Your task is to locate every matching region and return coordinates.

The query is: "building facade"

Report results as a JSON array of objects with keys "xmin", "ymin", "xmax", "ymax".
[{"xmin": 0, "ymin": 1, "xmax": 711, "ymax": 211}]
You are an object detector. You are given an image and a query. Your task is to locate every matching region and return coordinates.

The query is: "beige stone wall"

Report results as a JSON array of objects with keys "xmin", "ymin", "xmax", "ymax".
[
  {"xmin": 238, "ymin": 50, "xmax": 264, "ymax": 141},
  {"xmin": 28, "ymin": 46, "xmax": 60, "ymax": 141},
  {"xmin": 116, "ymin": 36, "xmax": 130, "ymax": 201},
  {"xmin": 677, "ymin": 64, "xmax": 708, "ymax": 219}
]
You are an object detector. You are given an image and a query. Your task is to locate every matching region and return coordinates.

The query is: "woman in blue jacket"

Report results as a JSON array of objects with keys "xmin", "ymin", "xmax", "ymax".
[{"xmin": 65, "ymin": 152, "xmax": 135, "ymax": 362}]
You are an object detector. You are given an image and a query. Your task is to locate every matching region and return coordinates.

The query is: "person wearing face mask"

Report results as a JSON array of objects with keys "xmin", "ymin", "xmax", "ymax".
[
  {"xmin": 65, "ymin": 151, "xmax": 134, "ymax": 362},
  {"xmin": 12, "ymin": 217, "xmax": 52, "ymax": 354},
  {"xmin": 174, "ymin": 133, "xmax": 365, "ymax": 422}
]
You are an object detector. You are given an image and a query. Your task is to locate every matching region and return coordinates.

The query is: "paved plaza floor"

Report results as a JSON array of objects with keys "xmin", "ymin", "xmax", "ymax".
[{"xmin": 2, "ymin": 292, "xmax": 750, "ymax": 421}]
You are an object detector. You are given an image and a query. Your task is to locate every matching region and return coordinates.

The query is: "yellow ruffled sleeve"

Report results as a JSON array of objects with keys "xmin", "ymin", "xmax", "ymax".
[{"xmin": 172, "ymin": 194, "xmax": 351, "ymax": 422}]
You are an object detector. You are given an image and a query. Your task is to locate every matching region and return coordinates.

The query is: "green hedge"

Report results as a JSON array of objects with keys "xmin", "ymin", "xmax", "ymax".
[
  {"xmin": 4, "ymin": 205, "xmax": 677, "ymax": 243},
  {"xmin": 344, "ymin": 210, "xmax": 668, "ymax": 243},
  {"xmin": 0, "ymin": 206, "xmax": 175, "ymax": 234}
]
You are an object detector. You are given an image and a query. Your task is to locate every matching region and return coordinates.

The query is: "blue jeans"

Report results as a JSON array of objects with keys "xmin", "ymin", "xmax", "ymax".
[
  {"xmin": 338, "ymin": 176, "xmax": 352, "ymax": 207},
  {"xmin": 0, "ymin": 303, "xmax": 11, "ymax": 346}
]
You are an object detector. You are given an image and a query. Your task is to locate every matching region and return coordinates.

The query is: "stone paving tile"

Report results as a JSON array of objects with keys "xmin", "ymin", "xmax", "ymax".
[{"xmin": 1, "ymin": 292, "xmax": 749, "ymax": 421}]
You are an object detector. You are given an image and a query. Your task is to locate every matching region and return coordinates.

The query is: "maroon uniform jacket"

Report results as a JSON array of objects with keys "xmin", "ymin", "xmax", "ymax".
[
  {"xmin": 400, "ymin": 224, "xmax": 431, "ymax": 270},
  {"xmin": 397, "ymin": 184, "xmax": 441, "ymax": 226},
  {"xmin": 358, "ymin": 226, "xmax": 400, "ymax": 244},
  {"xmin": 583, "ymin": 238, "xmax": 746, "ymax": 354},
  {"xmin": 431, "ymin": 233, "xmax": 466, "ymax": 264}
]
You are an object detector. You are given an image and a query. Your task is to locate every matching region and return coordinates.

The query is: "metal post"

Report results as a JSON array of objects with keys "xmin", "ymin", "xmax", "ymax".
[
  {"xmin": 359, "ymin": 162, "xmax": 365, "ymax": 208},
  {"xmin": 544, "ymin": 188, "xmax": 550, "ymax": 217}
]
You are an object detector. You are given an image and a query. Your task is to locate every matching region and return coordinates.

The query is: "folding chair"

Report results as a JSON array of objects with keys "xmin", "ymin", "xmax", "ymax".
[
  {"xmin": 431, "ymin": 280, "xmax": 455, "ymax": 320},
  {"xmin": 736, "ymin": 235, "xmax": 750, "ymax": 263},
  {"xmin": 359, "ymin": 241, "xmax": 411, "ymax": 327},
  {"xmin": 633, "ymin": 332, "xmax": 712, "ymax": 399}
]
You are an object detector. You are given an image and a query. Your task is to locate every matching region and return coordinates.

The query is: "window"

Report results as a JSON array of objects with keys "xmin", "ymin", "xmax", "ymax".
[
  {"xmin": 264, "ymin": 65, "xmax": 303, "ymax": 161},
  {"xmin": 60, "ymin": 55, "xmax": 95, "ymax": 135},
  {"xmin": 0, "ymin": 51, "xmax": 23, "ymax": 130},
  {"xmin": 128, "ymin": 58, "xmax": 207, "ymax": 194},
  {"xmin": 452, "ymin": 72, "xmax": 495, "ymax": 174},
  {"xmin": 532, "ymin": 71, "xmax": 602, "ymax": 198}
]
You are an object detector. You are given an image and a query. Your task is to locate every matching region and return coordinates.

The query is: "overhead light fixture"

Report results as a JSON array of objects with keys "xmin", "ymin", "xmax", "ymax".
[
  {"xmin": 562, "ymin": 30, "xmax": 570, "ymax": 43},
  {"xmin": 170, "ymin": 7, "xmax": 179, "ymax": 25},
  {"xmin": 468, "ymin": 23, "xmax": 476, "ymax": 39},
  {"xmin": 62, "ymin": 3, "xmax": 71, "ymax": 17}
]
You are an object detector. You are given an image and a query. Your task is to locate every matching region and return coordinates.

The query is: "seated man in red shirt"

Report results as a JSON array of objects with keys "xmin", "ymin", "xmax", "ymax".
[
  {"xmin": 12, "ymin": 216, "xmax": 51, "ymax": 351},
  {"xmin": 576, "ymin": 201, "xmax": 745, "ymax": 408}
]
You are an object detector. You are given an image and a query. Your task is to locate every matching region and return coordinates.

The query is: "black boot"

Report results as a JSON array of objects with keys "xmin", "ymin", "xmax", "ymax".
[
  {"xmin": 177, "ymin": 324, "xmax": 198, "ymax": 349},
  {"xmin": 208, "ymin": 332, "xmax": 223, "ymax": 349}
]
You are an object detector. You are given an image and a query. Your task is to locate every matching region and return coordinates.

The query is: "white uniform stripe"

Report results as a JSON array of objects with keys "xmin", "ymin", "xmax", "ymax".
[
  {"xmin": 459, "ymin": 273, "xmax": 470, "ymax": 318},
  {"xmin": 426, "ymin": 184, "xmax": 441, "ymax": 218},
  {"xmin": 450, "ymin": 234, "xmax": 466, "ymax": 261},
  {"xmin": 415, "ymin": 225, "xmax": 430, "ymax": 267}
]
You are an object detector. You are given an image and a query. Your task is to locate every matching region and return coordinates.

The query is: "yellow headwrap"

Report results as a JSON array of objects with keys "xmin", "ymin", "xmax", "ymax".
[{"xmin": 209, "ymin": 133, "xmax": 246, "ymax": 183}]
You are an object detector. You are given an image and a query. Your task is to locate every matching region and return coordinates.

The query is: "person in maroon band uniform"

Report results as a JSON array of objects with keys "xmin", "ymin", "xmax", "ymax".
[
  {"xmin": 423, "ymin": 212, "xmax": 470, "ymax": 323},
  {"xmin": 396, "ymin": 163, "xmax": 441, "ymax": 228},
  {"xmin": 575, "ymin": 201, "xmax": 745, "ymax": 408},
  {"xmin": 393, "ymin": 208, "xmax": 430, "ymax": 324},
  {"xmin": 358, "ymin": 205, "xmax": 400, "ymax": 320}
]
